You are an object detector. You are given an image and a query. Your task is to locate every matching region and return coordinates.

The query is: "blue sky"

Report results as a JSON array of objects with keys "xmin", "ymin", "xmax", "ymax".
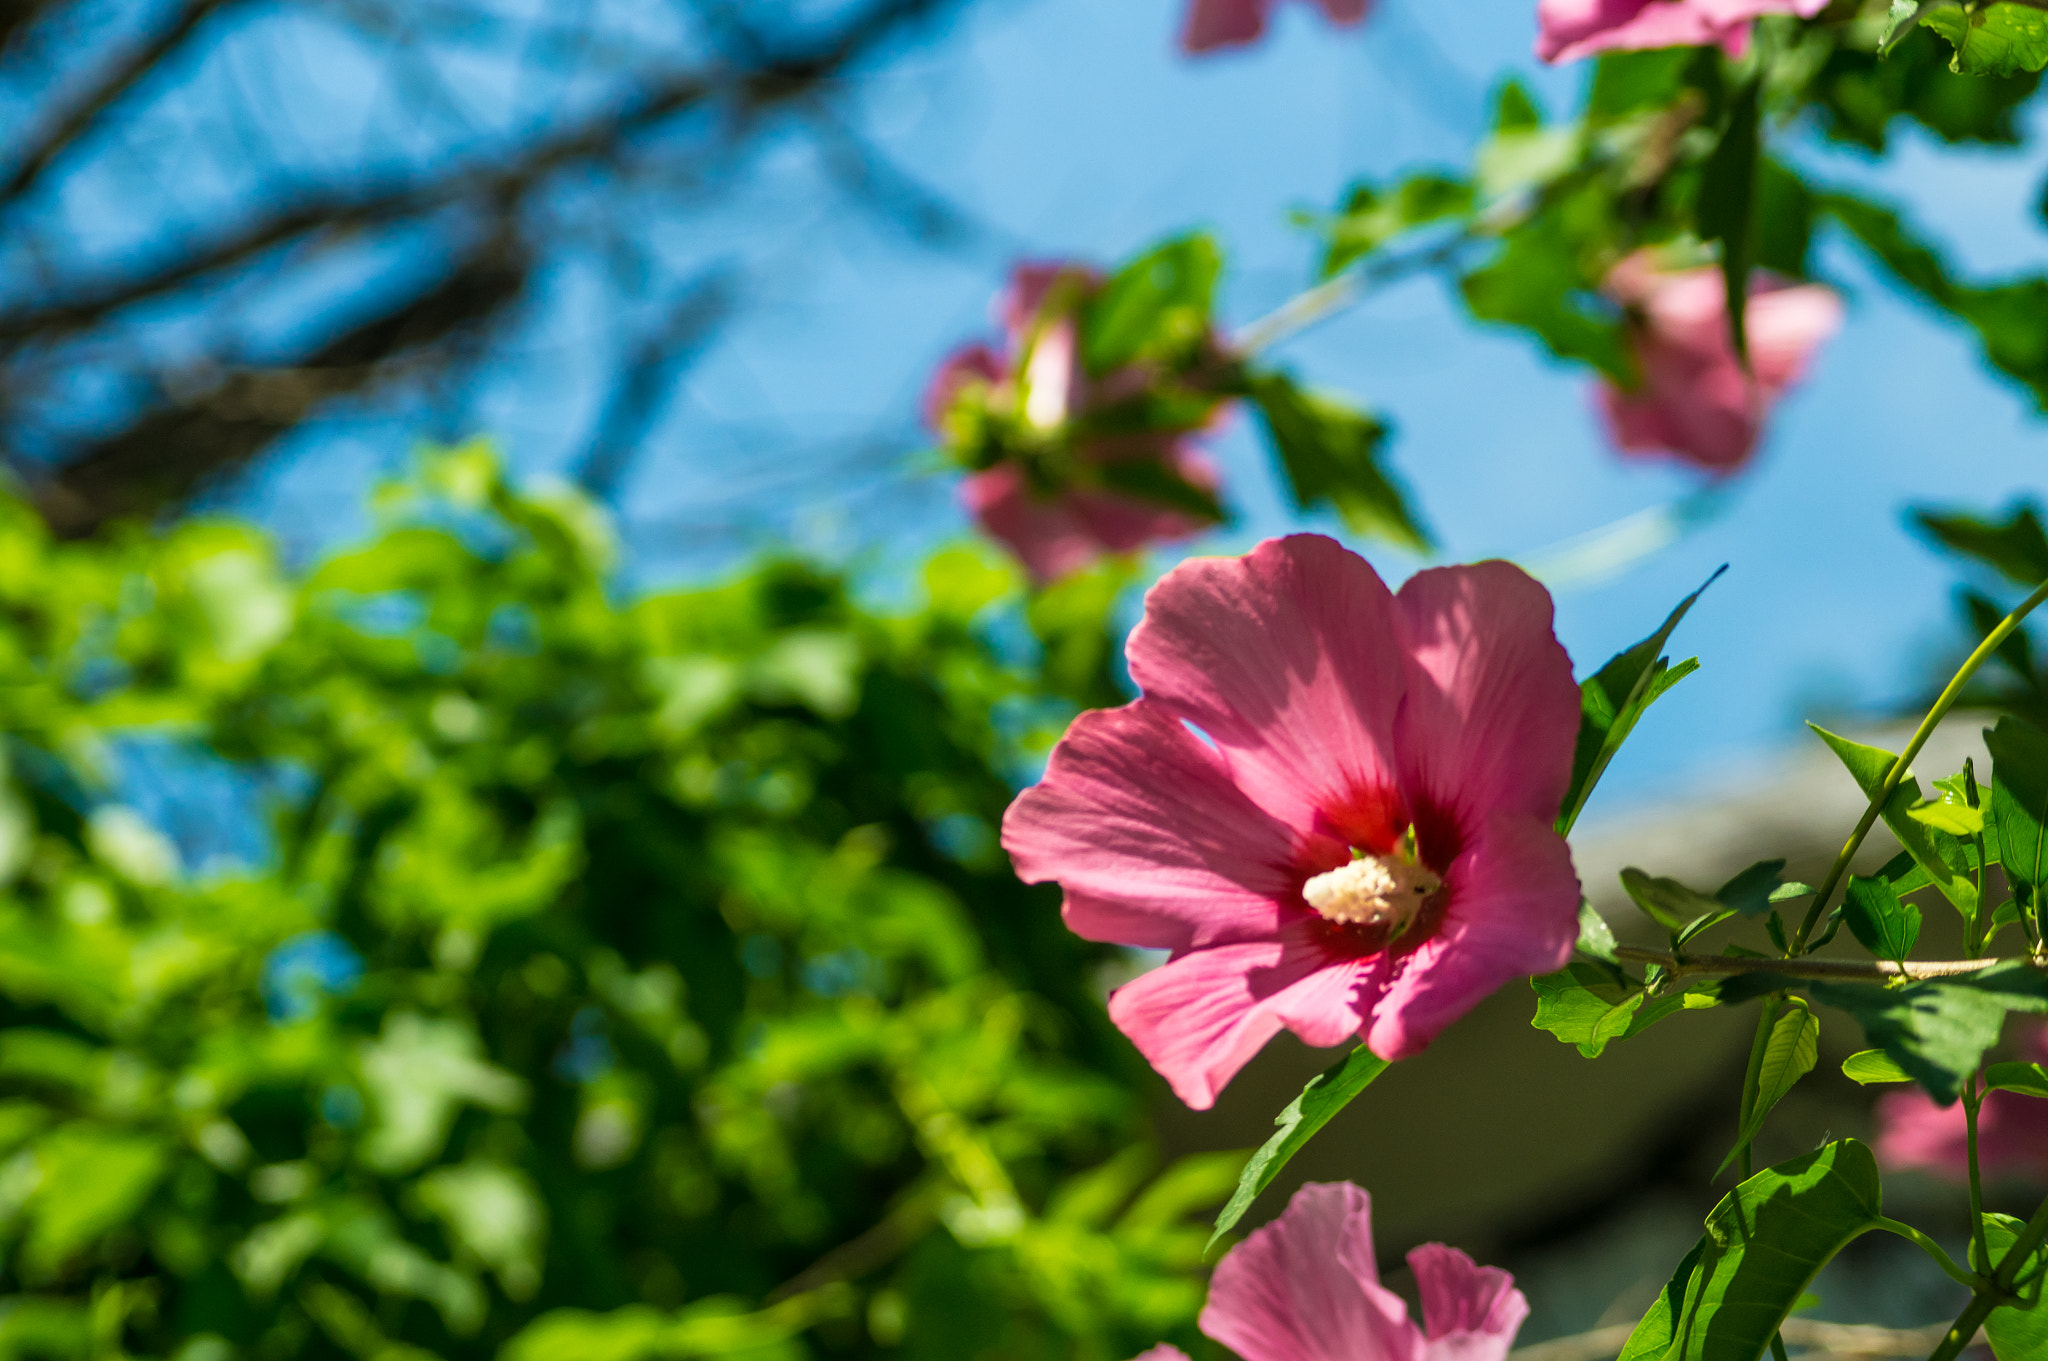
[{"xmin": 221, "ymin": 0, "xmax": 2048, "ymax": 821}]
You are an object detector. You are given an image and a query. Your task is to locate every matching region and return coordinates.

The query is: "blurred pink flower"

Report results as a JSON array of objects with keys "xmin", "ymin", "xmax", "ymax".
[
  {"xmin": 1129, "ymin": 1349, "xmax": 1192, "ymax": 1361},
  {"xmin": 1536, "ymin": 0, "xmax": 1828, "ymax": 63},
  {"xmin": 1002, "ymin": 534, "xmax": 1582, "ymax": 1109},
  {"xmin": 1876, "ymin": 1030, "xmax": 2048, "ymax": 1183},
  {"xmin": 925, "ymin": 263, "xmax": 1224, "ymax": 583},
  {"xmin": 1596, "ymin": 250, "xmax": 1842, "ymax": 475},
  {"xmin": 1204, "ymin": 1183, "xmax": 1528, "ymax": 1361},
  {"xmin": 1182, "ymin": 0, "xmax": 1370, "ymax": 54}
]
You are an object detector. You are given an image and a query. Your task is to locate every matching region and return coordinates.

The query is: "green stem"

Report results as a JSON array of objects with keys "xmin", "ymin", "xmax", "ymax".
[
  {"xmin": 1796, "ymin": 574, "xmax": 2048, "ymax": 952},
  {"xmin": 1967, "ymin": 1078, "xmax": 1991, "ymax": 1277},
  {"xmin": 1927, "ymin": 1185, "xmax": 2048, "ymax": 1360},
  {"xmin": 1873, "ymin": 1218, "xmax": 1979, "ymax": 1291}
]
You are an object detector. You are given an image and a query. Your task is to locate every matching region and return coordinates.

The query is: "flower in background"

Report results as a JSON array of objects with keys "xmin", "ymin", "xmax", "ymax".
[
  {"xmin": 1128, "ymin": 1183, "xmax": 1528, "ymax": 1361},
  {"xmin": 1876, "ymin": 1028, "xmax": 2048, "ymax": 1183},
  {"xmin": 1596, "ymin": 250, "xmax": 1842, "ymax": 476},
  {"xmin": 1002, "ymin": 534, "xmax": 1582, "ymax": 1109},
  {"xmin": 1182, "ymin": 0, "xmax": 1370, "ymax": 54},
  {"xmin": 925, "ymin": 263, "xmax": 1227, "ymax": 583},
  {"xmin": 1536, "ymin": 0, "xmax": 1829, "ymax": 63}
]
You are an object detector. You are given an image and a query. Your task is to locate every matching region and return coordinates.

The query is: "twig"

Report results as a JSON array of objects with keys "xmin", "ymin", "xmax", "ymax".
[{"xmin": 1612, "ymin": 944, "xmax": 2024, "ymax": 983}]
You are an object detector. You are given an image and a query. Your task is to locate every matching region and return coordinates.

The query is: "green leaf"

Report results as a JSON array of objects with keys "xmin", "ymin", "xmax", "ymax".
[
  {"xmin": 1576, "ymin": 900, "xmax": 1620, "ymax": 963},
  {"xmin": 1716, "ymin": 860, "xmax": 1789, "ymax": 916},
  {"xmin": 1092, "ymin": 457, "xmax": 1227, "ymax": 523},
  {"xmin": 1986, "ymin": 1061, "xmax": 2048, "ymax": 1098},
  {"xmin": 1558, "ymin": 569, "xmax": 1723, "ymax": 834},
  {"xmin": 1083, "ymin": 234, "xmax": 1222, "ymax": 374},
  {"xmin": 1842, "ymin": 1049, "xmax": 1915, "ymax": 1084},
  {"xmin": 1320, "ymin": 173, "xmax": 1474, "ymax": 278},
  {"xmin": 1459, "ymin": 189, "xmax": 1632, "ymax": 384},
  {"xmin": 1979, "ymin": 1213, "xmax": 2048, "ymax": 1360},
  {"xmin": 1617, "ymin": 1141, "xmax": 1884, "ymax": 1361},
  {"xmin": 1530, "ymin": 963, "xmax": 1712, "ymax": 1058},
  {"xmin": 1909, "ymin": 797, "xmax": 1986, "ymax": 837},
  {"xmin": 22, "ymin": 1125, "xmax": 168, "ymax": 1276},
  {"xmin": 1245, "ymin": 371, "xmax": 1432, "ymax": 554},
  {"xmin": 1209, "ymin": 1045, "xmax": 1391, "ymax": 1250},
  {"xmin": 1811, "ymin": 963, "xmax": 2048, "ymax": 1104},
  {"xmin": 1915, "ymin": 501, "xmax": 2048, "ymax": 587},
  {"xmin": 1922, "ymin": 2, "xmax": 2048, "ymax": 76},
  {"xmin": 1718, "ymin": 998, "xmax": 1819, "ymax": 1178},
  {"xmin": 1699, "ymin": 75, "xmax": 1760, "ymax": 362},
  {"xmin": 1843, "ymin": 875, "xmax": 1921, "ymax": 965},
  {"xmin": 1990, "ymin": 716, "xmax": 2048, "ymax": 890},
  {"xmin": 1810, "ymin": 724, "xmax": 1978, "ymax": 923},
  {"xmin": 1621, "ymin": 868, "xmax": 1721, "ymax": 934}
]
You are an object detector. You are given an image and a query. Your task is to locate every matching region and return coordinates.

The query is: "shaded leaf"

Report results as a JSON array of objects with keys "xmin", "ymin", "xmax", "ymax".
[
  {"xmin": 1915, "ymin": 501, "xmax": 2048, "ymax": 587},
  {"xmin": 1843, "ymin": 875, "xmax": 1921, "ymax": 965},
  {"xmin": 1922, "ymin": 2, "xmax": 2048, "ymax": 76},
  {"xmin": 1979, "ymin": 1213, "xmax": 2048, "ymax": 1361},
  {"xmin": 1811, "ymin": 963, "xmax": 2048, "ymax": 1104},
  {"xmin": 1986, "ymin": 1061, "xmax": 2048, "ymax": 1098},
  {"xmin": 1245, "ymin": 371, "xmax": 1431, "ymax": 553},
  {"xmin": 1990, "ymin": 715, "xmax": 2048, "ymax": 890},
  {"xmin": 1617, "ymin": 1141, "xmax": 1884, "ymax": 1361},
  {"xmin": 1084, "ymin": 234, "xmax": 1221, "ymax": 374},
  {"xmin": 1718, "ymin": 999, "xmax": 1819, "ymax": 1178}
]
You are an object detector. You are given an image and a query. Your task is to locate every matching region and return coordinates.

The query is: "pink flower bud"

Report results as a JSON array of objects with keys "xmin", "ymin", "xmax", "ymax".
[{"xmin": 1181, "ymin": 0, "xmax": 1371, "ymax": 54}]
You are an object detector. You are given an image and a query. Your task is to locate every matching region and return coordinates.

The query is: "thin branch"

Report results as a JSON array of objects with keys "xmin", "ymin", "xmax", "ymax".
[
  {"xmin": 1612, "ymin": 944, "xmax": 2024, "ymax": 983},
  {"xmin": 1, "ymin": 0, "xmax": 238, "ymax": 208},
  {"xmin": 574, "ymin": 268, "xmax": 736, "ymax": 502},
  {"xmin": 0, "ymin": 0, "xmax": 962, "ymax": 349}
]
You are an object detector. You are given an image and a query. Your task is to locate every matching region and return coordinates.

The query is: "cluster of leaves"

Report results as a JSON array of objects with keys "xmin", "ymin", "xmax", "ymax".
[
  {"xmin": 935, "ymin": 234, "xmax": 1435, "ymax": 556},
  {"xmin": 0, "ymin": 446, "xmax": 1233, "ymax": 1361},
  {"xmin": 1299, "ymin": 10, "xmax": 2048, "ymax": 419}
]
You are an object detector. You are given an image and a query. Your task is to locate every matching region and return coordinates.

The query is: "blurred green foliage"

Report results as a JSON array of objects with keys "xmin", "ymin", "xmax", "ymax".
[{"xmin": 0, "ymin": 444, "xmax": 1232, "ymax": 1361}]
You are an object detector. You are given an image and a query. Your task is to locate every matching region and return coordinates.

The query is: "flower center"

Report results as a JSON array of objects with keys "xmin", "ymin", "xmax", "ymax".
[{"xmin": 1301, "ymin": 854, "xmax": 1441, "ymax": 934}]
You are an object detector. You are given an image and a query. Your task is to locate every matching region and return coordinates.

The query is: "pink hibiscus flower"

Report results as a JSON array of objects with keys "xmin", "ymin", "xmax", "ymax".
[
  {"xmin": 1536, "ymin": 0, "xmax": 1829, "ymax": 64},
  {"xmin": 1132, "ymin": 1183, "xmax": 1528, "ymax": 1361},
  {"xmin": 1002, "ymin": 534, "xmax": 1582, "ymax": 1109},
  {"xmin": 926, "ymin": 263, "xmax": 1225, "ymax": 584},
  {"xmin": 1876, "ymin": 1029, "xmax": 2048, "ymax": 1183},
  {"xmin": 1182, "ymin": 0, "xmax": 1370, "ymax": 54},
  {"xmin": 1596, "ymin": 250, "xmax": 1842, "ymax": 476}
]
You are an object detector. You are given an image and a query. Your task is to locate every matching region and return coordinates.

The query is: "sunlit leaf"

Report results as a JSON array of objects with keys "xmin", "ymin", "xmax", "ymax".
[{"xmin": 1208, "ymin": 1045, "xmax": 1391, "ymax": 1250}]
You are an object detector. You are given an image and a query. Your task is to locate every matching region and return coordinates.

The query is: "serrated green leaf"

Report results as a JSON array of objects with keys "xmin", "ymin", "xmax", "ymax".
[
  {"xmin": 1842, "ymin": 1049, "xmax": 1914, "ymax": 1084},
  {"xmin": 1559, "ymin": 570, "xmax": 1722, "ymax": 834},
  {"xmin": 1843, "ymin": 875, "xmax": 1921, "ymax": 964},
  {"xmin": 1530, "ymin": 963, "xmax": 1709, "ymax": 1058},
  {"xmin": 1986, "ymin": 1061, "xmax": 2048, "ymax": 1098},
  {"xmin": 1577, "ymin": 900, "xmax": 1620, "ymax": 963},
  {"xmin": 1922, "ymin": 2, "xmax": 2048, "ymax": 76},
  {"xmin": 1246, "ymin": 371, "xmax": 1431, "ymax": 553},
  {"xmin": 1719, "ymin": 998, "xmax": 1819, "ymax": 1178},
  {"xmin": 1810, "ymin": 723, "xmax": 1979, "ymax": 924},
  {"xmin": 1209, "ymin": 1045, "xmax": 1391, "ymax": 1251},
  {"xmin": 1811, "ymin": 963, "xmax": 2048, "ymax": 1104},
  {"xmin": 1617, "ymin": 1141, "xmax": 1884, "ymax": 1361}
]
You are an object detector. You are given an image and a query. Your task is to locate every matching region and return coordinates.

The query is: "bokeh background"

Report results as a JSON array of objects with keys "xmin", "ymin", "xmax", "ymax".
[{"xmin": 4, "ymin": 1, "xmax": 2048, "ymax": 1358}]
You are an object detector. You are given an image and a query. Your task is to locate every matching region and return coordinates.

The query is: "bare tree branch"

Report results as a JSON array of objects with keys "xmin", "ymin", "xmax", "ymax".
[
  {"xmin": 574, "ymin": 269, "xmax": 735, "ymax": 502},
  {"xmin": 1, "ymin": 0, "xmax": 239, "ymax": 208}
]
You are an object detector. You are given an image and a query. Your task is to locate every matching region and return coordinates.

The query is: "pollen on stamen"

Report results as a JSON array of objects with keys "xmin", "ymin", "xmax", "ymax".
[{"xmin": 1302, "ymin": 855, "xmax": 1441, "ymax": 931}]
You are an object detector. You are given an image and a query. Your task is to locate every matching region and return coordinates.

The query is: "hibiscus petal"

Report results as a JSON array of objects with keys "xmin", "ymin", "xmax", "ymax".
[
  {"xmin": 1362, "ymin": 813, "xmax": 1580, "ymax": 1061},
  {"xmin": 1182, "ymin": 0, "xmax": 1271, "ymax": 52},
  {"xmin": 924, "ymin": 345, "xmax": 1001, "ymax": 431},
  {"xmin": 1130, "ymin": 1348, "xmax": 1193, "ymax": 1361},
  {"xmin": 1409, "ymin": 1244, "xmax": 1529, "ymax": 1361},
  {"xmin": 1107, "ymin": 923, "xmax": 1364, "ymax": 1109},
  {"xmin": 1202, "ymin": 1183, "xmax": 1421, "ymax": 1361},
  {"xmin": 1536, "ymin": 0, "xmax": 1726, "ymax": 62},
  {"xmin": 1313, "ymin": 0, "xmax": 1372, "ymax": 21},
  {"xmin": 1003, "ymin": 700, "xmax": 1302, "ymax": 953},
  {"xmin": 1394, "ymin": 562, "xmax": 1579, "ymax": 834},
  {"xmin": 960, "ymin": 466, "xmax": 1107, "ymax": 584},
  {"xmin": 1127, "ymin": 534, "xmax": 1410, "ymax": 843},
  {"xmin": 1746, "ymin": 282, "xmax": 1844, "ymax": 394}
]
